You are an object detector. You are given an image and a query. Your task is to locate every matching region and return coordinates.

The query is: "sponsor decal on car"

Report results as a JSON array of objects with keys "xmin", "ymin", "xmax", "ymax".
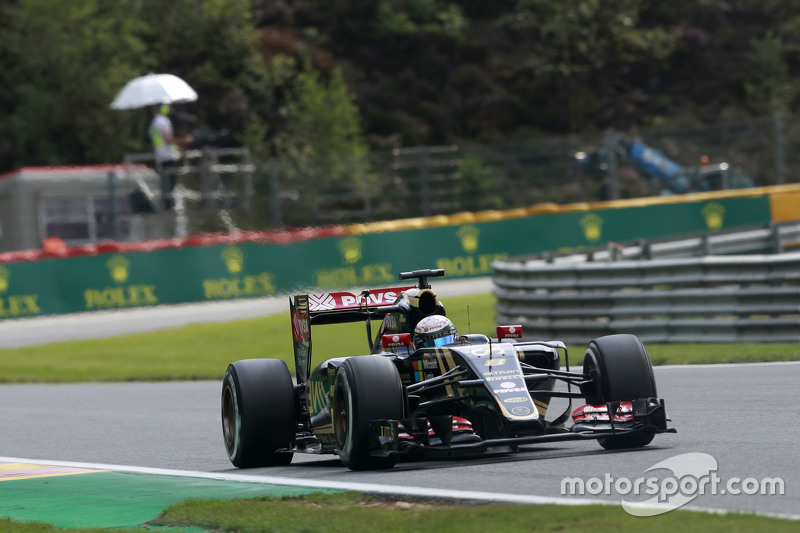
[
  {"xmin": 493, "ymin": 386, "xmax": 528, "ymax": 394},
  {"xmin": 410, "ymin": 357, "xmax": 440, "ymax": 382},
  {"xmin": 413, "ymin": 359, "xmax": 425, "ymax": 382},
  {"xmin": 484, "ymin": 369, "xmax": 520, "ymax": 377},
  {"xmin": 415, "ymin": 315, "xmax": 451, "ymax": 333},
  {"xmin": 496, "ymin": 325, "xmax": 523, "ymax": 339},
  {"xmin": 291, "ymin": 310, "xmax": 310, "ymax": 342},
  {"xmin": 423, "ymin": 358, "xmax": 439, "ymax": 370},
  {"xmin": 308, "ymin": 379, "xmax": 328, "ymax": 415},
  {"xmin": 307, "ymin": 286, "xmax": 413, "ymax": 312},
  {"xmin": 485, "ymin": 373, "xmax": 522, "ymax": 381},
  {"xmin": 502, "ymin": 397, "xmax": 529, "ymax": 403},
  {"xmin": 309, "ymin": 293, "xmax": 337, "ymax": 311},
  {"xmin": 382, "ymin": 333, "xmax": 412, "ymax": 348}
]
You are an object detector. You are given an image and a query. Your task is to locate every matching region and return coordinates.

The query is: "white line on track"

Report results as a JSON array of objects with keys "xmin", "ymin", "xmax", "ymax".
[
  {"xmin": 655, "ymin": 360, "xmax": 800, "ymax": 370},
  {"xmin": 1, "ymin": 455, "xmax": 797, "ymax": 521}
]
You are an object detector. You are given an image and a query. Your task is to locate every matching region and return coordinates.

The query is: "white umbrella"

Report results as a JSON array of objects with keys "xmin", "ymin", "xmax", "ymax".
[{"xmin": 110, "ymin": 73, "xmax": 198, "ymax": 110}]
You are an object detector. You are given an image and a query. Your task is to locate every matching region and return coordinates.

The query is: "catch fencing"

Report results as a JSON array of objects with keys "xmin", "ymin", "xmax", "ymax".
[
  {"xmin": 115, "ymin": 113, "xmax": 800, "ymax": 240},
  {"xmin": 493, "ymin": 233, "xmax": 800, "ymax": 343}
]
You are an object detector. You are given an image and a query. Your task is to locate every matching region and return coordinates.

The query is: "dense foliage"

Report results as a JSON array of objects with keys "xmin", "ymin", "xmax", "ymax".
[{"xmin": 1, "ymin": 0, "xmax": 799, "ymax": 172}]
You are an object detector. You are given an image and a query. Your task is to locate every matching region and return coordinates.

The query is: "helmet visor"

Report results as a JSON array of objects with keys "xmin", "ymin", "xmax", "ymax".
[{"xmin": 424, "ymin": 333, "xmax": 458, "ymax": 348}]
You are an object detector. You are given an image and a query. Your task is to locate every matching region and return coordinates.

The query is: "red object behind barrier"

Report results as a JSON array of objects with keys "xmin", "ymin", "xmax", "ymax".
[{"xmin": 0, "ymin": 225, "xmax": 347, "ymax": 264}]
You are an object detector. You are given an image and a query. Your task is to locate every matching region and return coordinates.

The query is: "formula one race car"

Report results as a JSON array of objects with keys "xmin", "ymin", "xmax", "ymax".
[{"xmin": 221, "ymin": 269, "xmax": 674, "ymax": 470}]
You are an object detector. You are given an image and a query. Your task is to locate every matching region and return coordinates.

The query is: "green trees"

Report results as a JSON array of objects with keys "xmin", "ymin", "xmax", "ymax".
[
  {"xmin": 0, "ymin": 0, "xmax": 148, "ymax": 167},
  {"xmin": 1, "ymin": 0, "xmax": 799, "ymax": 175},
  {"xmin": 0, "ymin": 0, "xmax": 368, "ymax": 178}
]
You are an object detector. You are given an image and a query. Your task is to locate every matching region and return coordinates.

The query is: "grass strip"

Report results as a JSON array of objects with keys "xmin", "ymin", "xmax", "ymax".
[
  {"xmin": 0, "ymin": 293, "xmax": 798, "ymax": 383},
  {"xmin": 3, "ymin": 490, "xmax": 797, "ymax": 532},
  {"xmin": 147, "ymin": 492, "xmax": 798, "ymax": 533}
]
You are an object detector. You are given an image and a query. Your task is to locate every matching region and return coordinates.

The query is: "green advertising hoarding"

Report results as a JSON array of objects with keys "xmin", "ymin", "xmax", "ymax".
[{"xmin": 0, "ymin": 195, "xmax": 772, "ymax": 319}]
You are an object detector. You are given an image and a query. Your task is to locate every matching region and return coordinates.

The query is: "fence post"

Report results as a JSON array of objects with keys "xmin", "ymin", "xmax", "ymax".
[
  {"xmin": 701, "ymin": 234, "xmax": 711, "ymax": 256},
  {"xmin": 774, "ymin": 113, "xmax": 785, "ymax": 185},
  {"xmin": 770, "ymin": 223, "xmax": 783, "ymax": 253},
  {"xmin": 604, "ymin": 129, "xmax": 620, "ymax": 200},
  {"xmin": 639, "ymin": 239, "xmax": 652, "ymax": 260},
  {"xmin": 107, "ymin": 170, "xmax": 119, "ymax": 240},
  {"xmin": 418, "ymin": 150, "xmax": 431, "ymax": 217},
  {"xmin": 269, "ymin": 157, "xmax": 282, "ymax": 228}
]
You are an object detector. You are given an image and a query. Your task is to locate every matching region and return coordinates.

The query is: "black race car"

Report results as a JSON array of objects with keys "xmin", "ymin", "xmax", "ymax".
[{"xmin": 221, "ymin": 268, "xmax": 674, "ymax": 470}]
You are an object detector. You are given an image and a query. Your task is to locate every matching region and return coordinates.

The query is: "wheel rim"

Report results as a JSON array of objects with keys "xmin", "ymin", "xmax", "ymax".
[
  {"xmin": 221, "ymin": 383, "xmax": 237, "ymax": 448},
  {"xmin": 333, "ymin": 383, "xmax": 348, "ymax": 449},
  {"xmin": 584, "ymin": 352, "xmax": 600, "ymax": 402}
]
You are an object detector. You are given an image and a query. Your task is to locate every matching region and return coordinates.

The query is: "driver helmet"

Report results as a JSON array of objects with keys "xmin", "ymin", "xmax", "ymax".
[{"xmin": 414, "ymin": 315, "xmax": 459, "ymax": 349}]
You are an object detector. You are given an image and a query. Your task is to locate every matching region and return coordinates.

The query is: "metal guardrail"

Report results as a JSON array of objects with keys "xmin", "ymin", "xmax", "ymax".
[
  {"xmin": 493, "ymin": 249, "xmax": 800, "ymax": 343},
  {"xmin": 532, "ymin": 221, "xmax": 800, "ymax": 264}
]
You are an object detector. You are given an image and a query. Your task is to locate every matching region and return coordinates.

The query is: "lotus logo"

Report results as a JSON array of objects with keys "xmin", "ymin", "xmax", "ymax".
[
  {"xmin": 222, "ymin": 247, "xmax": 244, "ymax": 274},
  {"xmin": 106, "ymin": 255, "xmax": 130, "ymax": 284},
  {"xmin": 338, "ymin": 237, "xmax": 362, "ymax": 264},
  {"xmin": 579, "ymin": 213, "xmax": 603, "ymax": 242},
  {"xmin": 457, "ymin": 225, "xmax": 480, "ymax": 253},
  {"xmin": 0, "ymin": 266, "xmax": 9, "ymax": 293},
  {"xmin": 701, "ymin": 202, "xmax": 725, "ymax": 231}
]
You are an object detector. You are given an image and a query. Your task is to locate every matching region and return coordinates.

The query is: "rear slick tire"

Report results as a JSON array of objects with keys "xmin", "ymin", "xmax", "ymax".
[
  {"xmin": 221, "ymin": 358, "xmax": 296, "ymax": 468},
  {"xmin": 332, "ymin": 356, "xmax": 404, "ymax": 470}
]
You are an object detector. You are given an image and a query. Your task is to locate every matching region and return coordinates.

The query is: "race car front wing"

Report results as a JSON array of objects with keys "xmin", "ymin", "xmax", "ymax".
[{"xmin": 368, "ymin": 397, "xmax": 675, "ymax": 458}]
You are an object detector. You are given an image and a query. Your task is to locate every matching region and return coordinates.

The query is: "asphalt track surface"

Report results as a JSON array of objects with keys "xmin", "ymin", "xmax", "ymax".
[
  {"xmin": 1, "ymin": 277, "xmax": 798, "ymax": 520},
  {"xmin": 2, "ymin": 362, "xmax": 798, "ymax": 519}
]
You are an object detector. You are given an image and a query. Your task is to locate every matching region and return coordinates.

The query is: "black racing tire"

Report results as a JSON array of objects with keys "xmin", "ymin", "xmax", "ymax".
[
  {"xmin": 332, "ymin": 356, "xmax": 404, "ymax": 470},
  {"xmin": 583, "ymin": 334, "xmax": 657, "ymax": 405},
  {"xmin": 583, "ymin": 334, "xmax": 658, "ymax": 450},
  {"xmin": 221, "ymin": 358, "xmax": 296, "ymax": 468}
]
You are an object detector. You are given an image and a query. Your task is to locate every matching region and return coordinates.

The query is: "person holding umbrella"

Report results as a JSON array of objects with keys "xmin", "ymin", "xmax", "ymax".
[
  {"xmin": 150, "ymin": 103, "xmax": 193, "ymax": 208},
  {"xmin": 111, "ymin": 73, "xmax": 198, "ymax": 210}
]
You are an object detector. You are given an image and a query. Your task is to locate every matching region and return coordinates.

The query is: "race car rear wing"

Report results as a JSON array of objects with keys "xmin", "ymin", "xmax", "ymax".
[{"xmin": 290, "ymin": 286, "xmax": 414, "ymax": 383}]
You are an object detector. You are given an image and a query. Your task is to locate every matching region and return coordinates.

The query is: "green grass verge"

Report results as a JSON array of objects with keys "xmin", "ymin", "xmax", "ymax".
[
  {"xmin": 149, "ymin": 492, "xmax": 800, "ymax": 532},
  {"xmin": 0, "ymin": 292, "xmax": 798, "ymax": 383},
  {"xmin": 1, "ymin": 492, "xmax": 797, "ymax": 532}
]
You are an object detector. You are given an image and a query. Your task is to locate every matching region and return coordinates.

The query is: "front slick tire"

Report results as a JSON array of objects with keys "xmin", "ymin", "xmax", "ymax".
[
  {"xmin": 583, "ymin": 334, "xmax": 657, "ymax": 451},
  {"xmin": 221, "ymin": 359, "xmax": 295, "ymax": 468},
  {"xmin": 333, "ymin": 356, "xmax": 404, "ymax": 471}
]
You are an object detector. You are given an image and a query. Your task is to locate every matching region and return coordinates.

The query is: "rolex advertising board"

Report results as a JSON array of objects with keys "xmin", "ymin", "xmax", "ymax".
[{"xmin": 0, "ymin": 194, "xmax": 774, "ymax": 318}]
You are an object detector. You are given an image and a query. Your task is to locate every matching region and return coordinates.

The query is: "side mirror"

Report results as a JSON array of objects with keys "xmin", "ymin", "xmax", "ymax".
[
  {"xmin": 496, "ymin": 325, "xmax": 523, "ymax": 339},
  {"xmin": 382, "ymin": 333, "xmax": 412, "ymax": 348}
]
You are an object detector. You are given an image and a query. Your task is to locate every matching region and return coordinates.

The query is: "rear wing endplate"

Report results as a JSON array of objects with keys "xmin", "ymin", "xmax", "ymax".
[{"xmin": 290, "ymin": 286, "xmax": 414, "ymax": 383}]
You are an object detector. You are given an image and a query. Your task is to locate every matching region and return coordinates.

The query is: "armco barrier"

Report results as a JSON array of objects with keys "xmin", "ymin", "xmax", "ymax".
[
  {"xmin": 493, "ymin": 253, "xmax": 800, "ymax": 343},
  {"xmin": 545, "ymin": 220, "xmax": 800, "ymax": 262},
  {"xmin": 0, "ymin": 185, "xmax": 793, "ymax": 320}
]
